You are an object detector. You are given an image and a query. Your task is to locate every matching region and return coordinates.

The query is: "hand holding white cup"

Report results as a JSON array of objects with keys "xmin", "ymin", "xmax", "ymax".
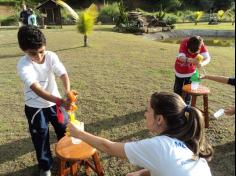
[{"xmin": 66, "ymin": 121, "xmax": 84, "ymax": 144}]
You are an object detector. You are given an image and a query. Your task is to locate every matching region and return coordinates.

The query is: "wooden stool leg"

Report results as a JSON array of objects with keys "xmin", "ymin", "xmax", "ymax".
[
  {"xmin": 58, "ymin": 159, "xmax": 68, "ymax": 176},
  {"xmin": 70, "ymin": 161, "xmax": 78, "ymax": 176},
  {"xmin": 92, "ymin": 152, "xmax": 104, "ymax": 176},
  {"xmin": 191, "ymin": 95, "xmax": 197, "ymax": 107},
  {"xmin": 85, "ymin": 160, "xmax": 90, "ymax": 176},
  {"xmin": 203, "ymin": 95, "xmax": 209, "ymax": 128}
]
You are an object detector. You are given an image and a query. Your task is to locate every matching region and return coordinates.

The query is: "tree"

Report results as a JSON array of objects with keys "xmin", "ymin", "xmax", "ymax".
[
  {"xmin": 225, "ymin": 2, "xmax": 235, "ymax": 25},
  {"xmin": 56, "ymin": 0, "xmax": 78, "ymax": 20},
  {"xmin": 77, "ymin": 4, "xmax": 98, "ymax": 47}
]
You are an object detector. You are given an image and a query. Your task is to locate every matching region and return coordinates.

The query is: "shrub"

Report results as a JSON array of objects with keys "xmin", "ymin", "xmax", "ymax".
[
  {"xmin": 165, "ymin": 16, "xmax": 177, "ymax": 25},
  {"xmin": 0, "ymin": 15, "xmax": 18, "ymax": 26},
  {"xmin": 175, "ymin": 10, "xmax": 192, "ymax": 22},
  {"xmin": 61, "ymin": 9, "xmax": 76, "ymax": 25},
  {"xmin": 98, "ymin": 2, "xmax": 120, "ymax": 24},
  {"xmin": 154, "ymin": 5, "xmax": 166, "ymax": 20}
]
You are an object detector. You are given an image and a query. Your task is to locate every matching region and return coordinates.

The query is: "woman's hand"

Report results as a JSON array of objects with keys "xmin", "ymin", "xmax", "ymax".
[
  {"xmin": 224, "ymin": 106, "xmax": 235, "ymax": 116},
  {"xmin": 66, "ymin": 122, "xmax": 82, "ymax": 138},
  {"xmin": 126, "ymin": 169, "xmax": 150, "ymax": 176},
  {"xmin": 199, "ymin": 73, "xmax": 207, "ymax": 79}
]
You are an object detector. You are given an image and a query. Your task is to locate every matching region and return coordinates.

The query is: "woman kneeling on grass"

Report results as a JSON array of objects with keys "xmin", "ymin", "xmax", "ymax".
[{"xmin": 67, "ymin": 92, "xmax": 213, "ymax": 176}]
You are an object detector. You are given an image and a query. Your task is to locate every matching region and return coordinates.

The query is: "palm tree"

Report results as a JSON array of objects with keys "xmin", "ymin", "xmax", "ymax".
[
  {"xmin": 76, "ymin": 4, "xmax": 98, "ymax": 47},
  {"xmin": 217, "ymin": 10, "xmax": 225, "ymax": 23},
  {"xmin": 55, "ymin": 0, "xmax": 78, "ymax": 20},
  {"xmin": 225, "ymin": 3, "xmax": 235, "ymax": 25},
  {"xmin": 193, "ymin": 11, "xmax": 204, "ymax": 25},
  {"xmin": 55, "ymin": 1, "xmax": 98, "ymax": 47}
]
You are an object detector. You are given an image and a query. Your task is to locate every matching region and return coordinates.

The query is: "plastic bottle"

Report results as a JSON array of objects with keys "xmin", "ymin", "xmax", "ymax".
[
  {"xmin": 190, "ymin": 69, "xmax": 201, "ymax": 90},
  {"xmin": 66, "ymin": 90, "xmax": 84, "ymax": 144},
  {"xmin": 213, "ymin": 108, "xmax": 224, "ymax": 119},
  {"xmin": 68, "ymin": 111, "xmax": 84, "ymax": 144}
]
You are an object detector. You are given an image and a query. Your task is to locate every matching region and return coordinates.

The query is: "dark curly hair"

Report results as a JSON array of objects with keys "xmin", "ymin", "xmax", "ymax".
[
  {"xmin": 17, "ymin": 25, "xmax": 46, "ymax": 51},
  {"xmin": 187, "ymin": 36, "xmax": 202, "ymax": 53}
]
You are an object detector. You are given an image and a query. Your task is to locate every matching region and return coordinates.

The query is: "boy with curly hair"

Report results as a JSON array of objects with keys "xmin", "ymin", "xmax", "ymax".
[{"xmin": 17, "ymin": 25, "xmax": 71, "ymax": 176}]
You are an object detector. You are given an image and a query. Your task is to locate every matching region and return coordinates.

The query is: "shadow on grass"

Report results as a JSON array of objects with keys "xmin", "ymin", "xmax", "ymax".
[
  {"xmin": 0, "ymin": 137, "xmax": 34, "ymax": 165},
  {"xmin": 0, "ymin": 111, "xmax": 146, "ymax": 175},
  {"xmin": 0, "ymin": 53, "xmax": 23, "ymax": 59},
  {"xmin": 1, "ymin": 164, "xmax": 38, "ymax": 176},
  {"xmin": 209, "ymin": 141, "xmax": 235, "ymax": 176},
  {"xmin": 54, "ymin": 46, "xmax": 85, "ymax": 52},
  {"xmin": 94, "ymin": 26, "xmax": 115, "ymax": 32},
  {"xmin": 115, "ymin": 129, "xmax": 150, "ymax": 142},
  {"xmin": 2, "ymin": 156, "xmax": 59, "ymax": 176},
  {"xmin": 86, "ymin": 110, "xmax": 145, "ymax": 134},
  {"xmin": 0, "ymin": 130, "xmax": 59, "ymax": 164},
  {"xmin": 0, "ymin": 42, "xmax": 18, "ymax": 48}
]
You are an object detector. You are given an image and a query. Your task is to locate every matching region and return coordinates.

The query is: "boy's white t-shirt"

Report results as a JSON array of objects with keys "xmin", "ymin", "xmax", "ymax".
[
  {"xmin": 17, "ymin": 51, "xmax": 67, "ymax": 108},
  {"xmin": 124, "ymin": 135, "xmax": 212, "ymax": 176}
]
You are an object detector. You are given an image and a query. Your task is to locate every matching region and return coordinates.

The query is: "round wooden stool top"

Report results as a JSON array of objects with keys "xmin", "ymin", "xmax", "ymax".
[
  {"xmin": 56, "ymin": 136, "xmax": 97, "ymax": 160},
  {"xmin": 182, "ymin": 84, "xmax": 210, "ymax": 96}
]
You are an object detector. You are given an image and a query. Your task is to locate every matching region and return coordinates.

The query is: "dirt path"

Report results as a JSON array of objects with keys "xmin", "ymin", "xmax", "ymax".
[{"xmin": 0, "ymin": 5, "xmax": 14, "ymax": 16}]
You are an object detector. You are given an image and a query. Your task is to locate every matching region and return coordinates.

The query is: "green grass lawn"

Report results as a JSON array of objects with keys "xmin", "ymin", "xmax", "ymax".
[
  {"xmin": 175, "ymin": 22, "xmax": 235, "ymax": 30},
  {"xmin": 0, "ymin": 25, "xmax": 234, "ymax": 176}
]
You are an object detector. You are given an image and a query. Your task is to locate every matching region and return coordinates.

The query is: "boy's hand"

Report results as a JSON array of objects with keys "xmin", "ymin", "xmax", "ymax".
[
  {"xmin": 60, "ymin": 98, "xmax": 71, "ymax": 110},
  {"xmin": 64, "ymin": 90, "xmax": 79, "ymax": 112},
  {"xmin": 196, "ymin": 62, "xmax": 203, "ymax": 68},
  {"xmin": 178, "ymin": 56, "xmax": 187, "ymax": 63},
  {"xmin": 66, "ymin": 90, "xmax": 78, "ymax": 103},
  {"xmin": 188, "ymin": 58, "xmax": 200, "ymax": 66}
]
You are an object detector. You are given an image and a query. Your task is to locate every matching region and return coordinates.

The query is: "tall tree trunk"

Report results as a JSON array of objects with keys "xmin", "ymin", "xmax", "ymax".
[{"xmin": 84, "ymin": 35, "xmax": 87, "ymax": 47}]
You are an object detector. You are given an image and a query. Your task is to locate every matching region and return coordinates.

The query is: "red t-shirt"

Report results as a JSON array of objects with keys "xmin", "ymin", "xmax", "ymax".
[{"xmin": 174, "ymin": 38, "xmax": 208, "ymax": 75}]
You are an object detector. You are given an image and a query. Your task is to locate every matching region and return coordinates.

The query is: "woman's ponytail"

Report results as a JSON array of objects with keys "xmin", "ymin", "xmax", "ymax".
[{"xmin": 151, "ymin": 92, "xmax": 213, "ymax": 161}]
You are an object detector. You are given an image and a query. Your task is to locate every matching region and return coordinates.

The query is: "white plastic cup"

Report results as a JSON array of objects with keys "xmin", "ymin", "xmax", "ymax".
[
  {"xmin": 71, "ymin": 122, "xmax": 84, "ymax": 144},
  {"xmin": 191, "ymin": 82, "xmax": 200, "ymax": 90},
  {"xmin": 213, "ymin": 109, "xmax": 224, "ymax": 119}
]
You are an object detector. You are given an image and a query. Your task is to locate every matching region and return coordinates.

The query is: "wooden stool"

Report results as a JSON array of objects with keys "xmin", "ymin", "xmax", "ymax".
[
  {"xmin": 182, "ymin": 84, "xmax": 210, "ymax": 128},
  {"xmin": 55, "ymin": 136, "xmax": 104, "ymax": 176}
]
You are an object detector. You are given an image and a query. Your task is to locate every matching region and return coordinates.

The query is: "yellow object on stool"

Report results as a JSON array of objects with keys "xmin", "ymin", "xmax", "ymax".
[
  {"xmin": 182, "ymin": 84, "xmax": 210, "ymax": 128},
  {"xmin": 55, "ymin": 136, "xmax": 104, "ymax": 176}
]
